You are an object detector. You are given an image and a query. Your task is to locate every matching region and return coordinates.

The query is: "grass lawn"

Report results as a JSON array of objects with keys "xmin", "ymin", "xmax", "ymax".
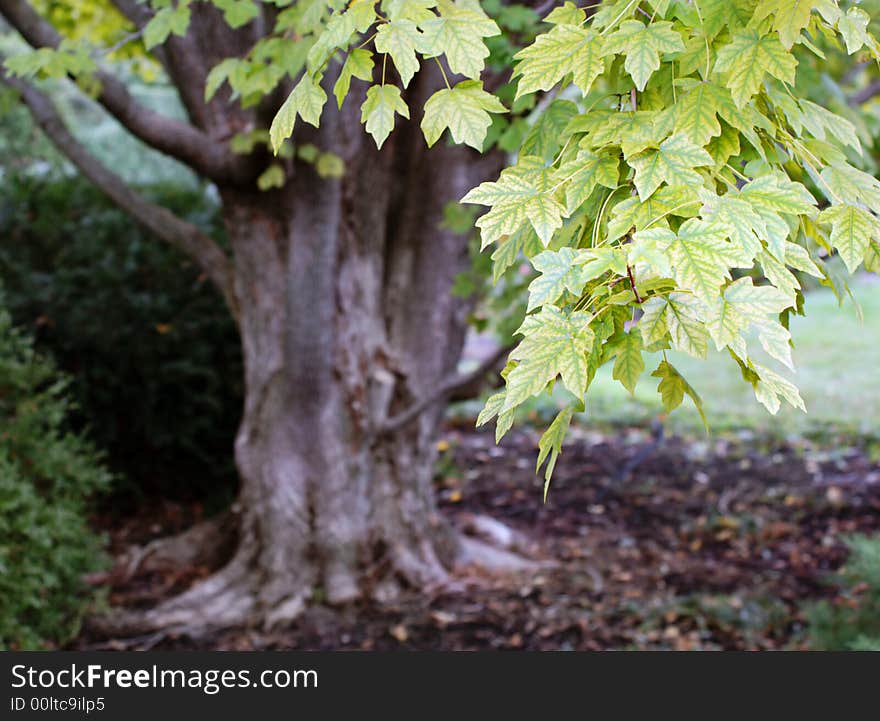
[{"xmin": 583, "ymin": 275, "xmax": 880, "ymax": 436}]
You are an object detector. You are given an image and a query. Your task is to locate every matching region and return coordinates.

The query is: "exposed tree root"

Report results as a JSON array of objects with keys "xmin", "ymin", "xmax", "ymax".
[
  {"xmin": 117, "ymin": 512, "xmax": 237, "ymax": 581},
  {"xmin": 85, "ymin": 513, "xmax": 541, "ymax": 642}
]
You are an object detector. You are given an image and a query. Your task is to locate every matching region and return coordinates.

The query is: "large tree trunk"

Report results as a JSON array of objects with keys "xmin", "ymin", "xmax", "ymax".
[{"xmin": 140, "ymin": 74, "xmax": 505, "ymax": 630}]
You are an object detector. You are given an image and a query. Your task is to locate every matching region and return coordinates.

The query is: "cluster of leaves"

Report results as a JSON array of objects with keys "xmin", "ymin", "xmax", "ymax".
[
  {"xmin": 0, "ymin": 293, "xmax": 111, "ymax": 650},
  {"xmin": 806, "ymin": 535, "xmax": 880, "ymax": 650},
  {"xmin": 266, "ymin": 0, "xmax": 526, "ymax": 152},
  {"xmin": 275, "ymin": 0, "xmax": 880, "ymax": 491},
  {"xmin": 3, "ymin": 0, "xmax": 159, "ymax": 83}
]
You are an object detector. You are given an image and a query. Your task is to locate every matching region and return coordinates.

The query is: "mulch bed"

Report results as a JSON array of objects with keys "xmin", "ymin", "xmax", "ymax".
[{"xmin": 77, "ymin": 425, "xmax": 880, "ymax": 650}]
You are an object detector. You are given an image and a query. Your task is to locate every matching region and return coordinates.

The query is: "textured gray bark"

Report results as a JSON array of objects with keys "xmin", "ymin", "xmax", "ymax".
[
  {"xmin": 4, "ymin": 0, "xmax": 509, "ymax": 629},
  {"xmin": 135, "ymin": 73, "xmax": 504, "ymax": 629}
]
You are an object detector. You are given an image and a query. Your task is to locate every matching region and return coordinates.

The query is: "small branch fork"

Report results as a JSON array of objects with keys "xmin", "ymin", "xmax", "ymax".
[{"xmin": 376, "ymin": 343, "xmax": 512, "ymax": 437}]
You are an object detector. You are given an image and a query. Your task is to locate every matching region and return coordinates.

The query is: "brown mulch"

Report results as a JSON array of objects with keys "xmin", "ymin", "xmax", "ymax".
[{"xmin": 77, "ymin": 425, "xmax": 880, "ymax": 651}]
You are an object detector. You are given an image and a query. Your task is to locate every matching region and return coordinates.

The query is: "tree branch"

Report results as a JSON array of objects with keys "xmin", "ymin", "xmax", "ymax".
[
  {"xmin": 850, "ymin": 79, "xmax": 880, "ymax": 106},
  {"xmin": 377, "ymin": 343, "xmax": 512, "ymax": 437},
  {"xmin": 1, "ymin": 65, "xmax": 239, "ymax": 320},
  {"xmin": 0, "ymin": 0, "xmax": 252, "ymax": 183}
]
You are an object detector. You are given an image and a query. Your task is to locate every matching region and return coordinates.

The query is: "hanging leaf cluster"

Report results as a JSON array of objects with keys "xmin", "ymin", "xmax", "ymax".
[{"xmin": 268, "ymin": 0, "xmax": 880, "ymax": 487}]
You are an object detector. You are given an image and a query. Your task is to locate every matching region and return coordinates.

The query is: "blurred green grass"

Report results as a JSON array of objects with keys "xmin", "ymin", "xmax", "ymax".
[{"xmin": 585, "ymin": 275, "xmax": 880, "ymax": 436}]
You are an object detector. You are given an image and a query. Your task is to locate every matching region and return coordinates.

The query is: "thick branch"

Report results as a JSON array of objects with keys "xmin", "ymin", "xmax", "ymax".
[
  {"xmin": 2, "ymin": 66, "xmax": 239, "ymax": 319},
  {"xmin": 0, "ymin": 0, "xmax": 251, "ymax": 183},
  {"xmin": 377, "ymin": 343, "xmax": 512, "ymax": 436}
]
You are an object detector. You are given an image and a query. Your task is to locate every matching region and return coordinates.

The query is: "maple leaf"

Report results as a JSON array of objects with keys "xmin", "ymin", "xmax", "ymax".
[
  {"xmin": 421, "ymin": 80, "xmax": 506, "ymax": 150},
  {"xmin": 556, "ymin": 150, "xmax": 619, "ymax": 213},
  {"xmin": 666, "ymin": 218, "xmax": 741, "ymax": 304},
  {"xmin": 818, "ymin": 204, "xmax": 880, "ymax": 273},
  {"xmin": 418, "ymin": 0, "xmax": 500, "ymax": 79},
  {"xmin": 714, "ymin": 29, "xmax": 797, "ymax": 107},
  {"xmin": 504, "ymin": 307, "xmax": 595, "ymax": 408},
  {"xmin": 527, "ymin": 248, "xmax": 591, "ymax": 310},
  {"xmin": 375, "ymin": 19, "xmax": 422, "ymax": 87},
  {"xmin": 753, "ymin": 0, "xmax": 814, "ymax": 49},
  {"xmin": 628, "ymin": 133, "xmax": 713, "ymax": 200},
  {"xmin": 361, "ymin": 85, "xmax": 410, "ymax": 149},
  {"xmin": 604, "ymin": 20, "xmax": 685, "ymax": 92},
  {"xmin": 270, "ymin": 76, "xmax": 326, "ymax": 153},
  {"xmin": 513, "ymin": 24, "xmax": 606, "ymax": 98},
  {"xmin": 462, "ymin": 156, "xmax": 565, "ymax": 246}
]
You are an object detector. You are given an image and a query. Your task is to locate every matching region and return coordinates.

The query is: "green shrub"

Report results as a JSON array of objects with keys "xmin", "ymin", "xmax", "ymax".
[
  {"xmin": 0, "ymin": 173, "xmax": 242, "ymax": 501},
  {"xmin": 0, "ymin": 299, "xmax": 111, "ymax": 650},
  {"xmin": 805, "ymin": 535, "xmax": 880, "ymax": 651}
]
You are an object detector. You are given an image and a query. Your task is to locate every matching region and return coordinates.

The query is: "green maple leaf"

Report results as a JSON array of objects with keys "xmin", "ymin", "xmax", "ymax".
[
  {"xmin": 607, "ymin": 184, "xmax": 700, "ymax": 240},
  {"xmin": 270, "ymin": 76, "xmax": 327, "ymax": 153},
  {"xmin": 752, "ymin": 363, "xmax": 805, "ymax": 414},
  {"xmin": 384, "ymin": 0, "xmax": 437, "ymax": 24},
  {"xmin": 673, "ymin": 80, "xmax": 725, "ymax": 146},
  {"xmin": 417, "ymin": 0, "xmax": 500, "ymax": 79},
  {"xmin": 818, "ymin": 204, "xmax": 880, "ymax": 272},
  {"xmin": 504, "ymin": 307, "xmax": 595, "ymax": 409},
  {"xmin": 527, "ymin": 248, "xmax": 589, "ymax": 311},
  {"xmin": 334, "ymin": 49, "xmax": 375, "ymax": 108},
  {"xmin": 705, "ymin": 277, "xmax": 794, "ymax": 366},
  {"xmin": 740, "ymin": 174, "xmax": 816, "ymax": 215},
  {"xmin": 520, "ymin": 100, "xmax": 579, "ymax": 162},
  {"xmin": 361, "ymin": 84, "xmax": 410, "ymax": 149},
  {"xmin": 820, "ymin": 163, "xmax": 880, "ymax": 208},
  {"xmin": 798, "ymin": 101, "xmax": 861, "ymax": 152},
  {"xmin": 837, "ymin": 7, "xmax": 873, "ymax": 54},
  {"xmin": 651, "ymin": 360, "xmax": 707, "ymax": 427},
  {"xmin": 545, "ymin": 1, "xmax": 586, "ymax": 25},
  {"xmin": 307, "ymin": 12, "xmax": 358, "ymax": 73},
  {"xmin": 665, "ymin": 291, "xmax": 710, "ymax": 358},
  {"xmin": 629, "ymin": 133, "xmax": 713, "ymax": 200},
  {"xmin": 759, "ymin": 248, "xmax": 801, "ymax": 303},
  {"xmin": 421, "ymin": 79, "xmax": 506, "ymax": 151},
  {"xmin": 753, "ymin": 0, "xmax": 814, "ymax": 49},
  {"xmin": 604, "ymin": 20, "xmax": 684, "ymax": 92},
  {"xmin": 537, "ymin": 406, "xmax": 575, "ymax": 495},
  {"xmin": 714, "ymin": 29, "xmax": 797, "ymax": 107},
  {"xmin": 610, "ymin": 329, "xmax": 645, "ymax": 394},
  {"xmin": 476, "ymin": 390, "xmax": 516, "ymax": 443},
  {"xmin": 375, "ymin": 19, "xmax": 422, "ymax": 87},
  {"xmin": 462, "ymin": 156, "xmax": 564, "ymax": 246},
  {"xmin": 491, "ymin": 226, "xmax": 542, "ymax": 282},
  {"xmin": 638, "ymin": 295, "xmax": 670, "ymax": 345},
  {"xmin": 698, "ymin": 0, "xmax": 756, "ymax": 38},
  {"xmin": 556, "ymin": 150, "xmax": 619, "ymax": 213},
  {"xmin": 666, "ymin": 218, "xmax": 740, "ymax": 303},
  {"xmin": 699, "ymin": 190, "xmax": 765, "ymax": 265},
  {"xmin": 512, "ymin": 24, "xmax": 606, "ymax": 99},
  {"xmin": 629, "ymin": 227, "xmax": 675, "ymax": 277},
  {"xmin": 212, "ymin": 0, "xmax": 260, "ymax": 28},
  {"xmin": 144, "ymin": 4, "xmax": 191, "ymax": 49}
]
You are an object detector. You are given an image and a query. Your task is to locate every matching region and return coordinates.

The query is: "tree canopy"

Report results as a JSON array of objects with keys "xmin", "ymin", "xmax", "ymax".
[{"xmin": 4, "ymin": 0, "xmax": 880, "ymax": 495}]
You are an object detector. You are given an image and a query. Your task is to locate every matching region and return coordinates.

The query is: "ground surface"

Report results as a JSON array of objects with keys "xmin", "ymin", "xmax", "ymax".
[{"xmin": 78, "ymin": 424, "xmax": 880, "ymax": 651}]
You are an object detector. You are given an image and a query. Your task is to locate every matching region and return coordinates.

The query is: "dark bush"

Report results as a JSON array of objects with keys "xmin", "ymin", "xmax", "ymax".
[
  {"xmin": 0, "ymin": 297, "xmax": 111, "ymax": 649},
  {"xmin": 0, "ymin": 173, "xmax": 242, "ymax": 503}
]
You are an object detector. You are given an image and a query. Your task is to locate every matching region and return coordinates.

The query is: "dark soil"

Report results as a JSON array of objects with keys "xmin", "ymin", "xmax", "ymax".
[{"xmin": 77, "ymin": 424, "xmax": 880, "ymax": 651}]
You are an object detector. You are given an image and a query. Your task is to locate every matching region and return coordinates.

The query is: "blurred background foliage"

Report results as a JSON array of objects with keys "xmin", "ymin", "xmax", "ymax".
[{"xmin": 0, "ymin": 77, "xmax": 241, "ymax": 505}]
